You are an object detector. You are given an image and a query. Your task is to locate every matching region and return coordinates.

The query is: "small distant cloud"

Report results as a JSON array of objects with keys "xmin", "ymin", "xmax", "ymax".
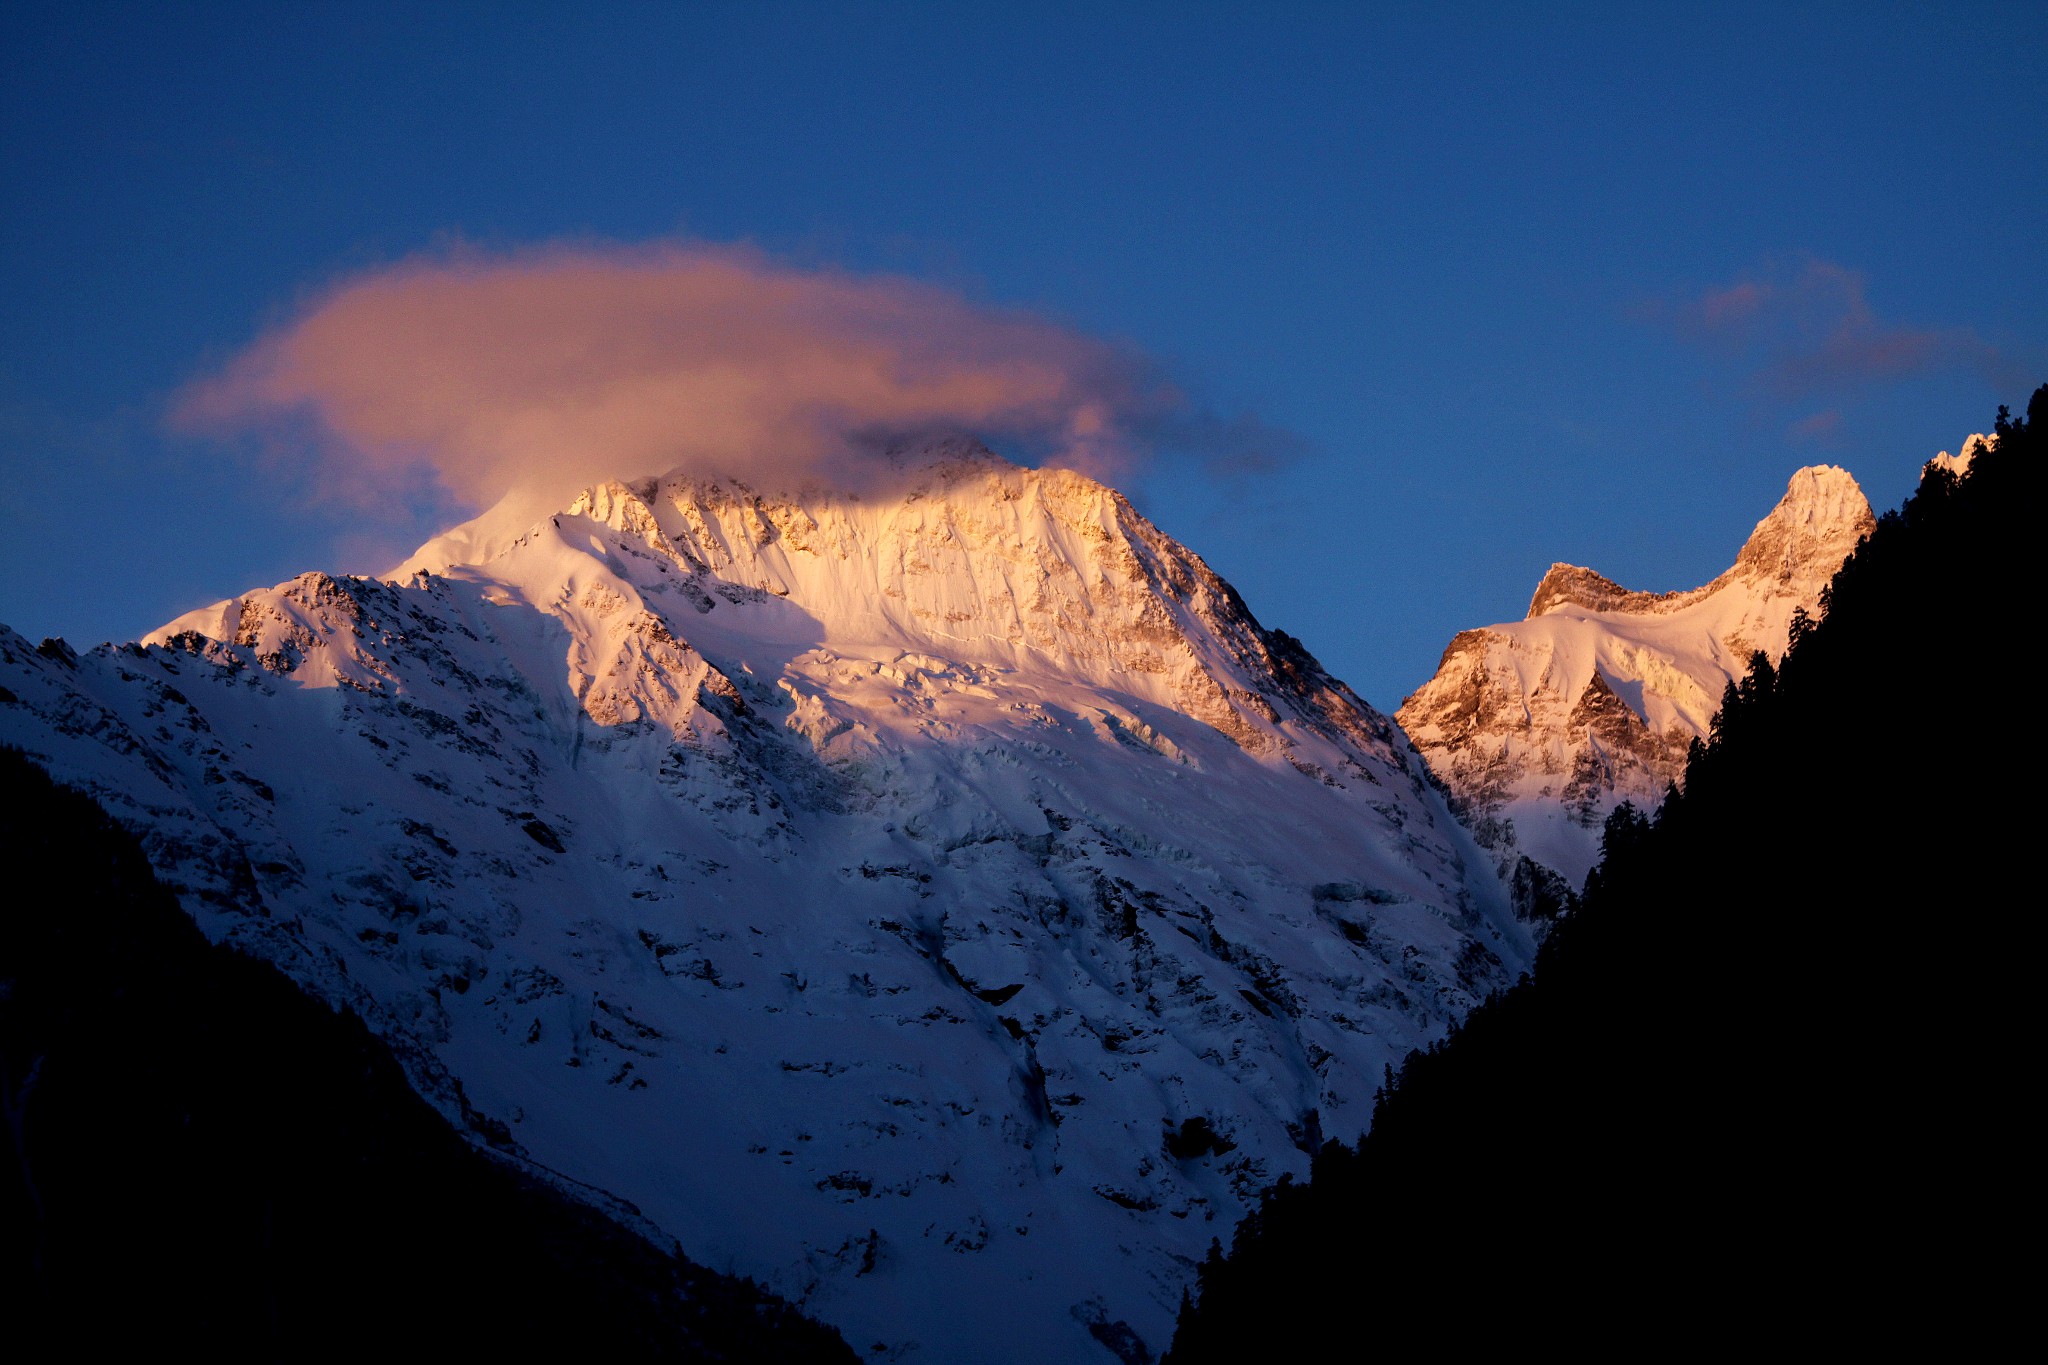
[
  {"xmin": 1641, "ymin": 257, "xmax": 2011, "ymax": 401},
  {"xmin": 1787, "ymin": 408, "xmax": 1843, "ymax": 446},
  {"xmin": 1695, "ymin": 279, "xmax": 1769, "ymax": 333},
  {"xmin": 174, "ymin": 240, "xmax": 1284, "ymax": 524}
]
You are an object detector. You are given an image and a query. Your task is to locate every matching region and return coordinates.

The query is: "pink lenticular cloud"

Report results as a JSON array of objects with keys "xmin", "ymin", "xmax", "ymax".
[{"xmin": 175, "ymin": 242, "xmax": 1180, "ymax": 517}]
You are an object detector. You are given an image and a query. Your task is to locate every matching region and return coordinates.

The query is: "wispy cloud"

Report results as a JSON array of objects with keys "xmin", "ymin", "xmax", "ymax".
[
  {"xmin": 175, "ymin": 241, "xmax": 1284, "ymax": 522},
  {"xmin": 1643, "ymin": 257, "xmax": 2011, "ymax": 401},
  {"xmin": 1786, "ymin": 408, "xmax": 1844, "ymax": 446}
]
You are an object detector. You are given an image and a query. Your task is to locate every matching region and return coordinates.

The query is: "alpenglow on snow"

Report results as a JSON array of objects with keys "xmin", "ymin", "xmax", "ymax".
[
  {"xmin": 0, "ymin": 441, "xmax": 1530, "ymax": 1364},
  {"xmin": 1398, "ymin": 463, "xmax": 1880, "ymax": 890}
]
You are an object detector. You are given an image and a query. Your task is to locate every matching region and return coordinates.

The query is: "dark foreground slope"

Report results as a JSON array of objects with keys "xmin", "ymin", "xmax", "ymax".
[
  {"xmin": 0, "ymin": 747, "xmax": 855, "ymax": 1361},
  {"xmin": 1168, "ymin": 388, "xmax": 2043, "ymax": 1356}
]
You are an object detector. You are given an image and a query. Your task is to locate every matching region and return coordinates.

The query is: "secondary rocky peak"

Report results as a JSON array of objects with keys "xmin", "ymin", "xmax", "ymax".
[
  {"xmin": 1926, "ymin": 433, "xmax": 1993, "ymax": 482},
  {"xmin": 1524, "ymin": 467, "xmax": 1872, "ymax": 625},
  {"xmin": 1401, "ymin": 461, "xmax": 1875, "ymax": 890},
  {"xmin": 1526, "ymin": 564, "xmax": 1678, "ymax": 619}
]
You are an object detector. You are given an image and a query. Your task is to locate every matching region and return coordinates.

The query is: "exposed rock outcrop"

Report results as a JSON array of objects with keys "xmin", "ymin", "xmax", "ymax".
[{"xmin": 1399, "ymin": 464, "xmax": 1877, "ymax": 887}]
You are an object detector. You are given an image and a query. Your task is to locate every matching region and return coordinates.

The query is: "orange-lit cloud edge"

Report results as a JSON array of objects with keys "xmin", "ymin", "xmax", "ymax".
[{"xmin": 174, "ymin": 240, "xmax": 1209, "ymax": 528}]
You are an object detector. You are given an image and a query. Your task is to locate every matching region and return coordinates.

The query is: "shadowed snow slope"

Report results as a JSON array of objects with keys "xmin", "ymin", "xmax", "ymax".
[
  {"xmin": 2, "ymin": 440, "xmax": 1527, "ymax": 1365},
  {"xmin": 1398, "ymin": 463, "xmax": 1881, "ymax": 888}
]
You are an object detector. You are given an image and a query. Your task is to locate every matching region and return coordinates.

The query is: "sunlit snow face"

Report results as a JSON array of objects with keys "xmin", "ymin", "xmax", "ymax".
[{"xmin": 0, "ymin": 428, "xmax": 1533, "ymax": 1364}]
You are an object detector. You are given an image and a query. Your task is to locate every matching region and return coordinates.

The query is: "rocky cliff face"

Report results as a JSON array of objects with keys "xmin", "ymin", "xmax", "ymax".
[
  {"xmin": 1397, "ymin": 464, "xmax": 1877, "ymax": 891},
  {"xmin": 0, "ymin": 441, "xmax": 1527, "ymax": 1365}
]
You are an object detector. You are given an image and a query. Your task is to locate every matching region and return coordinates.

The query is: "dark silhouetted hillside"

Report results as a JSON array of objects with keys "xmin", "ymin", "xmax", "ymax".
[
  {"xmin": 1168, "ymin": 386, "xmax": 2042, "ymax": 1356},
  {"xmin": 0, "ymin": 745, "xmax": 856, "ymax": 1361}
]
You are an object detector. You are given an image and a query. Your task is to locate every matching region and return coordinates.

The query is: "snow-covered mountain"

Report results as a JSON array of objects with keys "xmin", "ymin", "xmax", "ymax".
[
  {"xmin": 1397, "ymin": 464, "xmax": 1879, "ymax": 890},
  {"xmin": 0, "ymin": 441, "xmax": 1528, "ymax": 1364},
  {"xmin": 1924, "ymin": 433, "xmax": 1991, "ymax": 483}
]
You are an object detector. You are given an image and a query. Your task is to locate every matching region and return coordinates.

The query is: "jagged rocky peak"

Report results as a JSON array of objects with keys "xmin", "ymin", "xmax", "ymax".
[
  {"xmin": 1399, "ymin": 464, "xmax": 1875, "ymax": 891},
  {"xmin": 1, "ymin": 436, "xmax": 1525, "ymax": 1365},
  {"xmin": 446, "ymin": 440, "xmax": 1398, "ymax": 766},
  {"xmin": 1726, "ymin": 464, "xmax": 1874, "ymax": 588}
]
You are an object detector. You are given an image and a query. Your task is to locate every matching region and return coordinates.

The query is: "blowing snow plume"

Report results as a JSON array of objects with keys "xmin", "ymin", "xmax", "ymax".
[{"xmin": 176, "ymin": 242, "xmax": 1190, "ymax": 530}]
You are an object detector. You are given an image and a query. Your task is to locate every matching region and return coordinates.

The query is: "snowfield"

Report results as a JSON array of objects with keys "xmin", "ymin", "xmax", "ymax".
[{"xmin": 2, "ymin": 441, "xmax": 1529, "ymax": 1364}]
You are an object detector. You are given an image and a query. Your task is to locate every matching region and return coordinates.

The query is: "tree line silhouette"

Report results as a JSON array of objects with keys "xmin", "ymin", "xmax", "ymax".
[{"xmin": 1167, "ymin": 386, "xmax": 2043, "ymax": 1357}]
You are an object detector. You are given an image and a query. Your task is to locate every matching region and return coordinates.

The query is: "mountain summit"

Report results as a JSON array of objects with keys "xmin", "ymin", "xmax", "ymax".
[
  {"xmin": 2, "ymin": 442, "xmax": 1525, "ymax": 1364},
  {"xmin": 1398, "ymin": 465, "xmax": 1876, "ymax": 889}
]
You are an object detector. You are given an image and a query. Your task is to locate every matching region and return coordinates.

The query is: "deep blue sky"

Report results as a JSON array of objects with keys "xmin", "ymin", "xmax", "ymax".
[{"xmin": 4, "ymin": 2, "xmax": 2042, "ymax": 708}]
